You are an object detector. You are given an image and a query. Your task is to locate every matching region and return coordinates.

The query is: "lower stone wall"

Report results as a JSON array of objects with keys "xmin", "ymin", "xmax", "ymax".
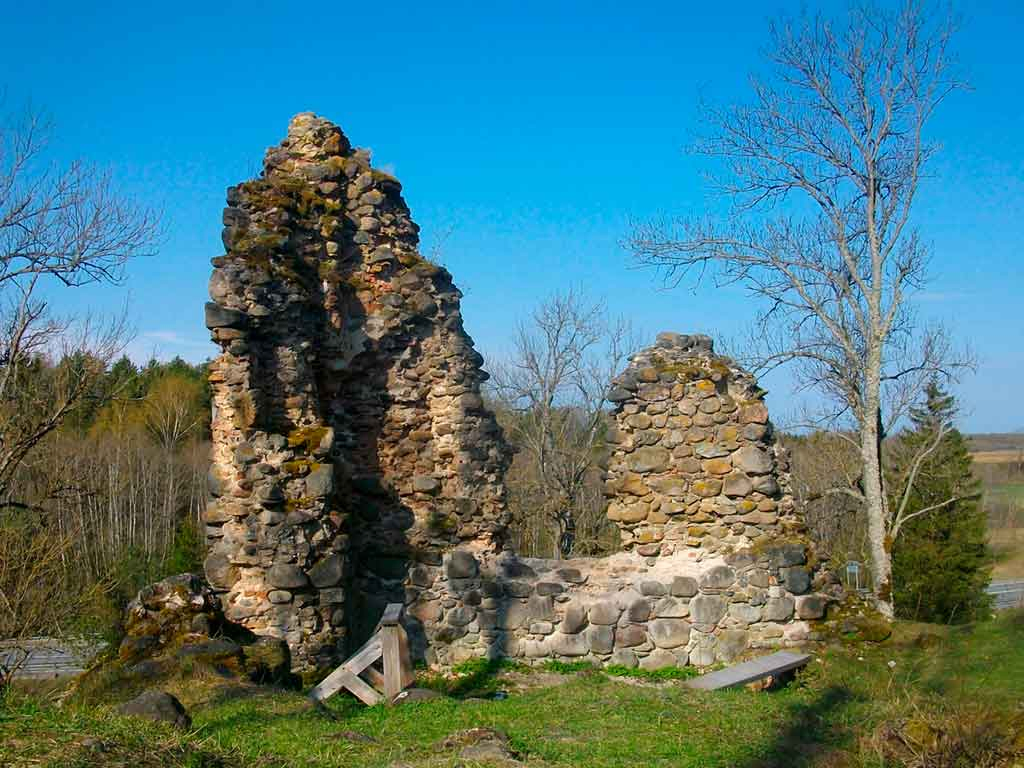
[{"xmin": 408, "ymin": 543, "xmax": 834, "ymax": 669}]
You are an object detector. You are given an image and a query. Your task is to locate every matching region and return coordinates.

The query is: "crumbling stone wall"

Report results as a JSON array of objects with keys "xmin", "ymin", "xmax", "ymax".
[
  {"xmin": 204, "ymin": 114, "xmax": 510, "ymax": 671},
  {"xmin": 203, "ymin": 113, "xmax": 833, "ymax": 674},
  {"xmin": 405, "ymin": 336, "xmax": 833, "ymax": 669},
  {"xmin": 604, "ymin": 332, "xmax": 802, "ymax": 556}
]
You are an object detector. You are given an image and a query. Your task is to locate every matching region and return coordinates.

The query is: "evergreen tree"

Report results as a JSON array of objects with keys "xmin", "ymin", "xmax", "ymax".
[{"xmin": 888, "ymin": 381, "xmax": 992, "ymax": 623}]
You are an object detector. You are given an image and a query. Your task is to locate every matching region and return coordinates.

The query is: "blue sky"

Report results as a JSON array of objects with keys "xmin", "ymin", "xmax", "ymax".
[{"xmin": 4, "ymin": 0, "xmax": 1021, "ymax": 432}]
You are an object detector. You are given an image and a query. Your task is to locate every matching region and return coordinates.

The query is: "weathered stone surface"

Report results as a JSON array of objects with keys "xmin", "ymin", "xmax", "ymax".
[
  {"xmin": 267, "ymin": 565, "xmax": 307, "ymax": 590},
  {"xmin": 625, "ymin": 597, "xmax": 651, "ymax": 623},
  {"xmin": 733, "ymin": 446, "xmax": 772, "ymax": 475},
  {"xmin": 767, "ymin": 544, "xmax": 807, "ymax": 568},
  {"xmin": 610, "ymin": 648, "xmax": 638, "ymax": 668},
  {"xmin": 722, "ymin": 472, "xmax": 753, "ymax": 497},
  {"xmin": 536, "ymin": 582, "xmax": 564, "ymax": 596},
  {"xmin": 763, "ymin": 596, "xmax": 796, "ymax": 622},
  {"xmin": 560, "ymin": 603, "xmax": 588, "ymax": 634},
  {"xmin": 689, "ymin": 594, "xmax": 727, "ymax": 625},
  {"xmin": 528, "ymin": 595, "xmax": 555, "ymax": 621},
  {"xmin": 447, "ymin": 607, "xmax": 476, "ymax": 627},
  {"xmin": 308, "ymin": 554, "xmax": 344, "ymax": 588},
  {"xmin": 796, "ymin": 594, "xmax": 827, "ymax": 619},
  {"xmin": 304, "ymin": 465, "xmax": 334, "ymax": 498},
  {"xmin": 728, "ymin": 603, "xmax": 762, "ymax": 624},
  {"xmin": 587, "ymin": 625, "xmax": 615, "ymax": 654},
  {"xmin": 588, "ymin": 601, "xmax": 620, "ymax": 625},
  {"xmin": 670, "ymin": 576, "xmax": 699, "ymax": 598},
  {"xmin": 447, "ymin": 550, "xmax": 479, "ymax": 579},
  {"xmin": 549, "ymin": 632, "xmax": 589, "ymax": 657},
  {"xmin": 784, "ymin": 567, "xmax": 811, "ymax": 595},
  {"xmin": 640, "ymin": 649, "xmax": 678, "ymax": 670},
  {"xmin": 119, "ymin": 691, "xmax": 191, "ymax": 730},
  {"xmin": 654, "ymin": 597, "xmax": 689, "ymax": 618},
  {"xmin": 614, "ymin": 625, "xmax": 646, "ymax": 647},
  {"xmin": 640, "ymin": 580, "xmax": 667, "ymax": 596},
  {"xmin": 699, "ymin": 565, "xmax": 736, "ymax": 591},
  {"xmin": 716, "ymin": 630, "xmax": 748, "ymax": 662},
  {"xmin": 627, "ymin": 446, "xmax": 671, "ymax": 474},
  {"xmin": 649, "ymin": 618, "xmax": 691, "ymax": 649},
  {"xmin": 204, "ymin": 302, "xmax": 246, "ymax": 330}
]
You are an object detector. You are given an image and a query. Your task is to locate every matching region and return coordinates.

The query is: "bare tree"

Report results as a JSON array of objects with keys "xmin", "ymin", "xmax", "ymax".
[
  {"xmin": 0, "ymin": 106, "xmax": 157, "ymax": 508},
  {"xmin": 627, "ymin": 2, "xmax": 970, "ymax": 616},
  {"xmin": 490, "ymin": 289, "xmax": 635, "ymax": 558}
]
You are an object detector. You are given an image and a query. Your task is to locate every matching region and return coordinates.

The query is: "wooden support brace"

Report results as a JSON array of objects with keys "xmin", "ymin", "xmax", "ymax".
[
  {"xmin": 308, "ymin": 635, "xmax": 382, "ymax": 702},
  {"xmin": 308, "ymin": 602, "xmax": 412, "ymax": 706}
]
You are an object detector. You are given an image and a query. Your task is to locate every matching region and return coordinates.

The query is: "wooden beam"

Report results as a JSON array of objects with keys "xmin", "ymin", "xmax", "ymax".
[
  {"xmin": 380, "ymin": 603, "xmax": 403, "ymax": 626},
  {"xmin": 363, "ymin": 664, "xmax": 385, "ymax": 690},
  {"xmin": 308, "ymin": 635, "xmax": 382, "ymax": 702},
  {"xmin": 329, "ymin": 668, "xmax": 382, "ymax": 706},
  {"xmin": 396, "ymin": 624, "xmax": 414, "ymax": 689},
  {"xmin": 381, "ymin": 625, "xmax": 403, "ymax": 701}
]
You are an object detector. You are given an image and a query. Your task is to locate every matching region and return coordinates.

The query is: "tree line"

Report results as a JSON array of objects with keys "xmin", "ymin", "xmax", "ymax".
[{"xmin": 0, "ymin": 355, "xmax": 210, "ymax": 641}]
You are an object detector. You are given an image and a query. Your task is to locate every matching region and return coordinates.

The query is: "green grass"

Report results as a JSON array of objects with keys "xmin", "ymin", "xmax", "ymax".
[{"xmin": 3, "ymin": 611, "xmax": 1024, "ymax": 767}]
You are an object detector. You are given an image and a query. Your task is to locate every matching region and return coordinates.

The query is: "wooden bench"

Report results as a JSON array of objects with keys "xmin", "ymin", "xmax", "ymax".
[
  {"xmin": 684, "ymin": 650, "xmax": 811, "ymax": 691},
  {"xmin": 308, "ymin": 603, "xmax": 414, "ymax": 706}
]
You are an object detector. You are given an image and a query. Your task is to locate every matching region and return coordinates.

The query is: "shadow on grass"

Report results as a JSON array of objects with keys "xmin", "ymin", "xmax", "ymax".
[
  {"xmin": 737, "ymin": 684, "xmax": 859, "ymax": 768},
  {"xmin": 417, "ymin": 658, "xmax": 515, "ymax": 699}
]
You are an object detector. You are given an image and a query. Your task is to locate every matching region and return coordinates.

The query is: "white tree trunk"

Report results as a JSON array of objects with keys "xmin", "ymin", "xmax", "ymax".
[{"xmin": 861, "ymin": 353, "xmax": 894, "ymax": 618}]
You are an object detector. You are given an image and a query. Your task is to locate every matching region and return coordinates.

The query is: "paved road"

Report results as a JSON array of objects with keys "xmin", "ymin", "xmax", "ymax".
[{"xmin": 987, "ymin": 580, "xmax": 1024, "ymax": 610}]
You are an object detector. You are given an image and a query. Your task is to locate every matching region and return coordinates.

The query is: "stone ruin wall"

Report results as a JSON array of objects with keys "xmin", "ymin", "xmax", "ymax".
[
  {"xmin": 203, "ymin": 114, "xmax": 834, "ymax": 674},
  {"xmin": 604, "ymin": 333, "xmax": 802, "ymax": 556},
  {"xmin": 414, "ymin": 335, "xmax": 833, "ymax": 669},
  {"xmin": 204, "ymin": 114, "xmax": 510, "ymax": 671}
]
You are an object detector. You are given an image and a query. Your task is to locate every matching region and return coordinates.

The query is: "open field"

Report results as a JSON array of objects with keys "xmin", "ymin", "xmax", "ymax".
[
  {"xmin": 967, "ymin": 433, "xmax": 1024, "ymax": 454},
  {"xmin": 992, "ymin": 527, "xmax": 1024, "ymax": 580},
  {"xmin": 3, "ymin": 612, "xmax": 1023, "ymax": 768},
  {"xmin": 970, "ymin": 435, "xmax": 1024, "ymax": 581},
  {"xmin": 972, "ymin": 451, "xmax": 1024, "ymax": 464}
]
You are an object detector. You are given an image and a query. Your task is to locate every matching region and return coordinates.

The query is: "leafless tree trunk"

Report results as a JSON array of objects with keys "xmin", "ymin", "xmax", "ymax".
[
  {"xmin": 489, "ymin": 288, "xmax": 635, "ymax": 558},
  {"xmin": 627, "ymin": 2, "xmax": 971, "ymax": 616}
]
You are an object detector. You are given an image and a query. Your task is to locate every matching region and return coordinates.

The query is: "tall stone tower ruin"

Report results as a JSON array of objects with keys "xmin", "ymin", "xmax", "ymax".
[
  {"xmin": 604, "ymin": 332, "xmax": 802, "ymax": 556},
  {"xmin": 203, "ymin": 114, "xmax": 510, "ymax": 670}
]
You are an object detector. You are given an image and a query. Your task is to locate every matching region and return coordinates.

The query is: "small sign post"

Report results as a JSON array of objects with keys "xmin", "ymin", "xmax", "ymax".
[{"xmin": 846, "ymin": 561, "xmax": 862, "ymax": 591}]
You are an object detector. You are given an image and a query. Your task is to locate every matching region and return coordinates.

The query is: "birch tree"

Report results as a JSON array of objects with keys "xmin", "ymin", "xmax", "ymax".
[{"xmin": 627, "ymin": 2, "xmax": 970, "ymax": 616}]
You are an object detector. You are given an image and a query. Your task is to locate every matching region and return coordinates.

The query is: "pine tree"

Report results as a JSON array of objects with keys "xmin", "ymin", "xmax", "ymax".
[{"xmin": 888, "ymin": 381, "xmax": 992, "ymax": 623}]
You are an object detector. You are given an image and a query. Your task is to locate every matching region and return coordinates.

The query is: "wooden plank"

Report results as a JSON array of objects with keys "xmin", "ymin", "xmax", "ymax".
[
  {"xmin": 343, "ymin": 635, "xmax": 383, "ymax": 675},
  {"xmin": 396, "ymin": 624, "xmax": 415, "ymax": 689},
  {"xmin": 329, "ymin": 668, "xmax": 382, "ymax": 706},
  {"xmin": 308, "ymin": 635, "xmax": 382, "ymax": 702},
  {"xmin": 685, "ymin": 651, "xmax": 811, "ymax": 691},
  {"xmin": 363, "ymin": 664, "xmax": 385, "ymax": 690},
  {"xmin": 381, "ymin": 625, "xmax": 403, "ymax": 701},
  {"xmin": 380, "ymin": 603, "xmax": 403, "ymax": 626}
]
